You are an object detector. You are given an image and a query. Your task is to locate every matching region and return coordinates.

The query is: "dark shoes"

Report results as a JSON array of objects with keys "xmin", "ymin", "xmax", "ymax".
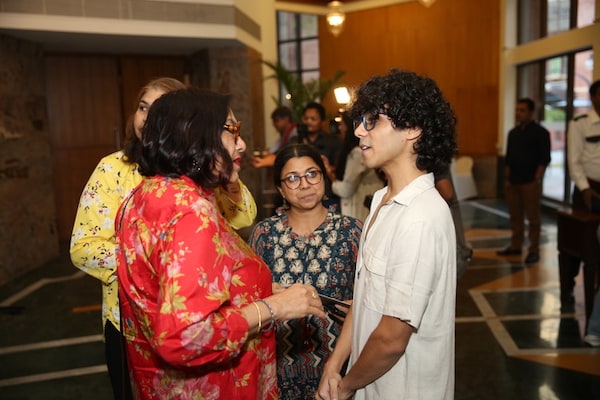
[
  {"xmin": 496, "ymin": 247, "xmax": 522, "ymax": 256},
  {"xmin": 497, "ymin": 248, "xmax": 539, "ymax": 263},
  {"xmin": 524, "ymin": 252, "xmax": 540, "ymax": 263}
]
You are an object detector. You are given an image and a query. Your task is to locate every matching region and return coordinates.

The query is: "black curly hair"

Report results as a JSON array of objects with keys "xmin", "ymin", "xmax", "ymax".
[
  {"xmin": 350, "ymin": 69, "xmax": 457, "ymax": 175},
  {"xmin": 137, "ymin": 87, "xmax": 234, "ymax": 189}
]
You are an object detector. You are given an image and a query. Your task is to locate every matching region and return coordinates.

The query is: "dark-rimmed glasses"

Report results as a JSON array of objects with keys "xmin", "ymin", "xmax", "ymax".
[
  {"xmin": 353, "ymin": 110, "xmax": 386, "ymax": 132},
  {"xmin": 281, "ymin": 169, "xmax": 323, "ymax": 190},
  {"xmin": 223, "ymin": 121, "xmax": 241, "ymax": 144}
]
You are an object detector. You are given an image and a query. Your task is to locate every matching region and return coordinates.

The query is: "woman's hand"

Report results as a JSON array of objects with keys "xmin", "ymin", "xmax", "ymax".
[{"xmin": 266, "ymin": 283, "xmax": 326, "ymax": 321}]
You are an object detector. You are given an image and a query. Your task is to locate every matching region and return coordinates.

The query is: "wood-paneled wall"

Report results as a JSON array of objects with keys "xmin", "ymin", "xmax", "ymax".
[
  {"xmin": 45, "ymin": 55, "xmax": 186, "ymax": 242},
  {"xmin": 319, "ymin": 0, "xmax": 500, "ymax": 156}
]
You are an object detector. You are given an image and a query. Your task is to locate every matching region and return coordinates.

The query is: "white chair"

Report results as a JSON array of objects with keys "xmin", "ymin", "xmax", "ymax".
[{"xmin": 451, "ymin": 156, "xmax": 478, "ymax": 200}]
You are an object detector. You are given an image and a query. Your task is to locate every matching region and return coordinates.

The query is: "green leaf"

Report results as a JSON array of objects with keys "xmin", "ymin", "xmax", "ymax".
[{"xmin": 263, "ymin": 61, "xmax": 345, "ymax": 121}]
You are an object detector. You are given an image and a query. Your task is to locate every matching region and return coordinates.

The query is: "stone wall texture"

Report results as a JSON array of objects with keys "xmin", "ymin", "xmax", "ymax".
[{"xmin": 0, "ymin": 34, "xmax": 59, "ymax": 286}]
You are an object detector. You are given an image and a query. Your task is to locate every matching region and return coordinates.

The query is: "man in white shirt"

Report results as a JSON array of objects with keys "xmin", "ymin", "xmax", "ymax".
[
  {"xmin": 562, "ymin": 80, "xmax": 600, "ymax": 308},
  {"xmin": 316, "ymin": 69, "xmax": 457, "ymax": 400}
]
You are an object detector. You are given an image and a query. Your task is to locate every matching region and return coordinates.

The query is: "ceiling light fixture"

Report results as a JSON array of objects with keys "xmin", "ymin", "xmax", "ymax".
[
  {"xmin": 418, "ymin": 0, "xmax": 437, "ymax": 7},
  {"xmin": 326, "ymin": 1, "xmax": 346, "ymax": 37},
  {"xmin": 334, "ymin": 86, "xmax": 351, "ymax": 105}
]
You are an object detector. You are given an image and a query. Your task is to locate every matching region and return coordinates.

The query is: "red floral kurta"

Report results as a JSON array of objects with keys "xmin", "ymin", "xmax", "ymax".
[{"xmin": 116, "ymin": 175, "xmax": 276, "ymax": 400}]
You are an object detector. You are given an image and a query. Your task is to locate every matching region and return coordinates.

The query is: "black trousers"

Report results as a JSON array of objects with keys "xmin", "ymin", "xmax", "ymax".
[
  {"xmin": 104, "ymin": 321, "xmax": 133, "ymax": 400},
  {"xmin": 563, "ymin": 179, "xmax": 600, "ymax": 299}
]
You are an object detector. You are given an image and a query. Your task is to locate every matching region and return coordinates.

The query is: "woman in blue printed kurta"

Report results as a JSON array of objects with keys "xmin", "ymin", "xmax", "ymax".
[{"xmin": 249, "ymin": 144, "xmax": 362, "ymax": 400}]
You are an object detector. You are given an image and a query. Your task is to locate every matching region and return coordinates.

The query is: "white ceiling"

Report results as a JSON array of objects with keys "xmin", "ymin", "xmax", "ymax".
[{"xmin": 0, "ymin": 28, "xmax": 240, "ymax": 55}]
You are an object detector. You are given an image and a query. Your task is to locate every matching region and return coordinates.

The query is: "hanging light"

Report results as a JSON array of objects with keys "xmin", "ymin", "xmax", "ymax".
[
  {"xmin": 334, "ymin": 86, "xmax": 351, "ymax": 105},
  {"xmin": 326, "ymin": 1, "xmax": 346, "ymax": 37},
  {"xmin": 418, "ymin": 0, "xmax": 436, "ymax": 7}
]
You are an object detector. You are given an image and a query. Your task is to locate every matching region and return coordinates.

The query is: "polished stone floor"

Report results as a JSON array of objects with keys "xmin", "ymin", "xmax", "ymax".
[{"xmin": 1, "ymin": 199, "xmax": 600, "ymax": 399}]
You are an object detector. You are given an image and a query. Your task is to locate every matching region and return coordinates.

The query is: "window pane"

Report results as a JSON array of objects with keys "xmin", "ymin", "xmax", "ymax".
[
  {"xmin": 518, "ymin": 0, "xmax": 544, "ymax": 44},
  {"xmin": 577, "ymin": 0, "xmax": 596, "ymax": 29},
  {"xmin": 573, "ymin": 50, "xmax": 594, "ymax": 115},
  {"xmin": 301, "ymin": 39, "xmax": 319, "ymax": 70},
  {"xmin": 278, "ymin": 11, "xmax": 297, "ymax": 41},
  {"xmin": 279, "ymin": 42, "xmax": 298, "ymax": 71},
  {"xmin": 547, "ymin": 0, "xmax": 570, "ymax": 36},
  {"xmin": 542, "ymin": 56, "xmax": 568, "ymax": 202},
  {"xmin": 577, "ymin": 0, "xmax": 596, "ymax": 28},
  {"xmin": 302, "ymin": 71, "xmax": 319, "ymax": 84},
  {"xmin": 300, "ymin": 14, "xmax": 318, "ymax": 38}
]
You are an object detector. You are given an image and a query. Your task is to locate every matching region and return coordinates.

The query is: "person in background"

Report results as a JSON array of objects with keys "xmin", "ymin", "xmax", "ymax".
[
  {"xmin": 497, "ymin": 98, "xmax": 551, "ymax": 264},
  {"xmin": 329, "ymin": 111, "xmax": 384, "ymax": 222},
  {"xmin": 317, "ymin": 69, "xmax": 457, "ymax": 400},
  {"xmin": 70, "ymin": 77, "xmax": 257, "ymax": 400},
  {"xmin": 562, "ymin": 80, "xmax": 600, "ymax": 308},
  {"xmin": 435, "ymin": 169, "xmax": 473, "ymax": 278},
  {"xmin": 298, "ymin": 102, "xmax": 342, "ymax": 209},
  {"xmin": 249, "ymin": 143, "xmax": 362, "ymax": 400},
  {"xmin": 116, "ymin": 87, "xmax": 325, "ymax": 399},
  {"xmin": 250, "ymin": 105, "xmax": 298, "ymax": 168}
]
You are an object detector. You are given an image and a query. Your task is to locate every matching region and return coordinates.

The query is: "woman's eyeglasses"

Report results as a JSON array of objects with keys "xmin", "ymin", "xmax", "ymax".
[
  {"xmin": 281, "ymin": 169, "xmax": 323, "ymax": 190},
  {"xmin": 223, "ymin": 121, "xmax": 241, "ymax": 144},
  {"xmin": 353, "ymin": 110, "xmax": 386, "ymax": 131}
]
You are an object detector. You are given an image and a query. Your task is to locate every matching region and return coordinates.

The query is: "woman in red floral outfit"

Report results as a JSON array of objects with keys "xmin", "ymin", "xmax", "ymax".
[{"xmin": 116, "ymin": 87, "xmax": 325, "ymax": 400}]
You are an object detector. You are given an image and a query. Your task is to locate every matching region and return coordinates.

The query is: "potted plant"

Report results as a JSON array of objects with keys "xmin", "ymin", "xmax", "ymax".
[{"xmin": 263, "ymin": 60, "xmax": 345, "ymax": 122}]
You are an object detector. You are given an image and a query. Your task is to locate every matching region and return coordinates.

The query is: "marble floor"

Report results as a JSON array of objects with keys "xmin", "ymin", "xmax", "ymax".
[{"xmin": 1, "ymin": 199, "xmax": 600, "ymax": 399}]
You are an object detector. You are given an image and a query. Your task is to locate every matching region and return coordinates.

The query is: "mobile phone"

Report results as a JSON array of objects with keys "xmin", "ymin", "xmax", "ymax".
[{"xmin": 319, "ymin": 294, "xmax": 350, "ymax": 317}]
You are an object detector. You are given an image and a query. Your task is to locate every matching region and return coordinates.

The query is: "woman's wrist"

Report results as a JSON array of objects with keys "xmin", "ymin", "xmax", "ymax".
[{"xmin": 256, "ymin": 299, "xmax": 276, "ymax": 331}]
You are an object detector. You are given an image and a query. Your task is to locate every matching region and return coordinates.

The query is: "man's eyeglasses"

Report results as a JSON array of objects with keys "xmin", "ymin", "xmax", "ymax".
[
  {"xmin": 223, "ymin": 121, "xmax": 241, "ymax": 144},
  {"xmin": 281, "ymin": 169, "xmax": 323, "ymax": 190},
  {"xmin": 353, "ymin": 110, "xmax": 386, "ymax": 132}
]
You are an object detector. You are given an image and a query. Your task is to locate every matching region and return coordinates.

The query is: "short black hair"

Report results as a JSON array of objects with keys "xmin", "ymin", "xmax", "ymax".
[
  {"xmin": 350, "ymin": 69, "xmax": 457, "ymax": 175},
  {"xmin": 273, "ymin": 143, "xmax": 329, "ymax": 189},
  {"xmin": 137, "ymin": 87, "xmax": 233, "ymax": 189},
  {"xmin": 303, "ymin": 102, "xmax": 327, "ymax": 121},
  {"xmin": 517, "ymin": 98, "xmax": 535, "ymax": 111},
  {"xmin": 271, "ymin": 106, "xmax": 294, "ymax": 121}
]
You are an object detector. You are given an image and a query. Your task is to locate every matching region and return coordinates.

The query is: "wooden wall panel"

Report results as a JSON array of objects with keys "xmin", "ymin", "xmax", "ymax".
[
  {"xmin": 118, "ymin": 56, "xmax": 187, "ymax": 137},
  {"xmin": 319, "ymin": 0, "xmax": 500, "ymax": 156},
  {"xmin": 45, "ymin": 55, "xmax": 122, "ymax": 242},
  {"xmin": 44, "ymin": 55, "xmax": 187, "ymax": 242}
]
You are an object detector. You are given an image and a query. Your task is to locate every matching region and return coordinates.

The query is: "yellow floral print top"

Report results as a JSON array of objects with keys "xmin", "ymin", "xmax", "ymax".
[{"xmin": 69, "ymin": 150, "xmax": 256, "ymax": 332}]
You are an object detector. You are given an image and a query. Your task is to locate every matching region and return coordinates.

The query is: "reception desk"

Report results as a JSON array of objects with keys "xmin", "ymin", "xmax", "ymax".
[{"xmin": 556, "ymin": 209, "xmax": 600, "ymax": 322}]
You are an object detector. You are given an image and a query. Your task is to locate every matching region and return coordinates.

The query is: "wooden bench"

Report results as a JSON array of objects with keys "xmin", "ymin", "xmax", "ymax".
[{"xmin": 557, "ymin": 209, "xmax": 600, "ymax": 322}]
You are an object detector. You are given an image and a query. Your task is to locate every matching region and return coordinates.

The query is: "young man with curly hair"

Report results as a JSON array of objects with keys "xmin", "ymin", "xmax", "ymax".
[{"xmin": 317, "ymin": 69, "xmax": 458, "ymax": 400}]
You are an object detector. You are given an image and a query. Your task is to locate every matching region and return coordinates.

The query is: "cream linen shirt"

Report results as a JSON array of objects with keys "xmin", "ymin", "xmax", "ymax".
[{"xmin": 350, "ymin": 173, "xmax": 456, "ymax": 400}]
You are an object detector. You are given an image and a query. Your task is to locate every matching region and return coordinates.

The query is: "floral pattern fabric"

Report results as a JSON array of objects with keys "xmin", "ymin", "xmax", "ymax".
[
  {"xmin": 249, "ymin": 207, "xmax": 362, "ymax": 400},
  {"xmin": 116, "ymin": 175, "xmax": 276, "ymax": 400},
  {"xmin": 69, "ymin": 150, "xmax": 257, "ymax": 332}
]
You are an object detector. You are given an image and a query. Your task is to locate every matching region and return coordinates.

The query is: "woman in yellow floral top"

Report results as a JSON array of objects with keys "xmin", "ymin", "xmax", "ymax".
[
  {"xmin": 69, "ymin": 78, "xmax": 257, "ymax": 399},
  {"xmin": 116, "ymin": 87, "xmax": 325, "ymax": 399}
]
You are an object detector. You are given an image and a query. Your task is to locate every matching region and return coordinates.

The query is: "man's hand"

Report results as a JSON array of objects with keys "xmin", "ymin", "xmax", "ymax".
[{"xmin": 316, "ymin": 368, "xmax": 343, "ymax": 400}]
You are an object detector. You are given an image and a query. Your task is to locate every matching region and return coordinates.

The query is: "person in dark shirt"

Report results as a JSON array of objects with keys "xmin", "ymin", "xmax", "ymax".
[
  {"xmin": 298, "ymin": 102, "xmax": 342, "ymax": 208},
  {"xmin": 497, "ymin": 98, "xmax": 551, "ymax": 264}
]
